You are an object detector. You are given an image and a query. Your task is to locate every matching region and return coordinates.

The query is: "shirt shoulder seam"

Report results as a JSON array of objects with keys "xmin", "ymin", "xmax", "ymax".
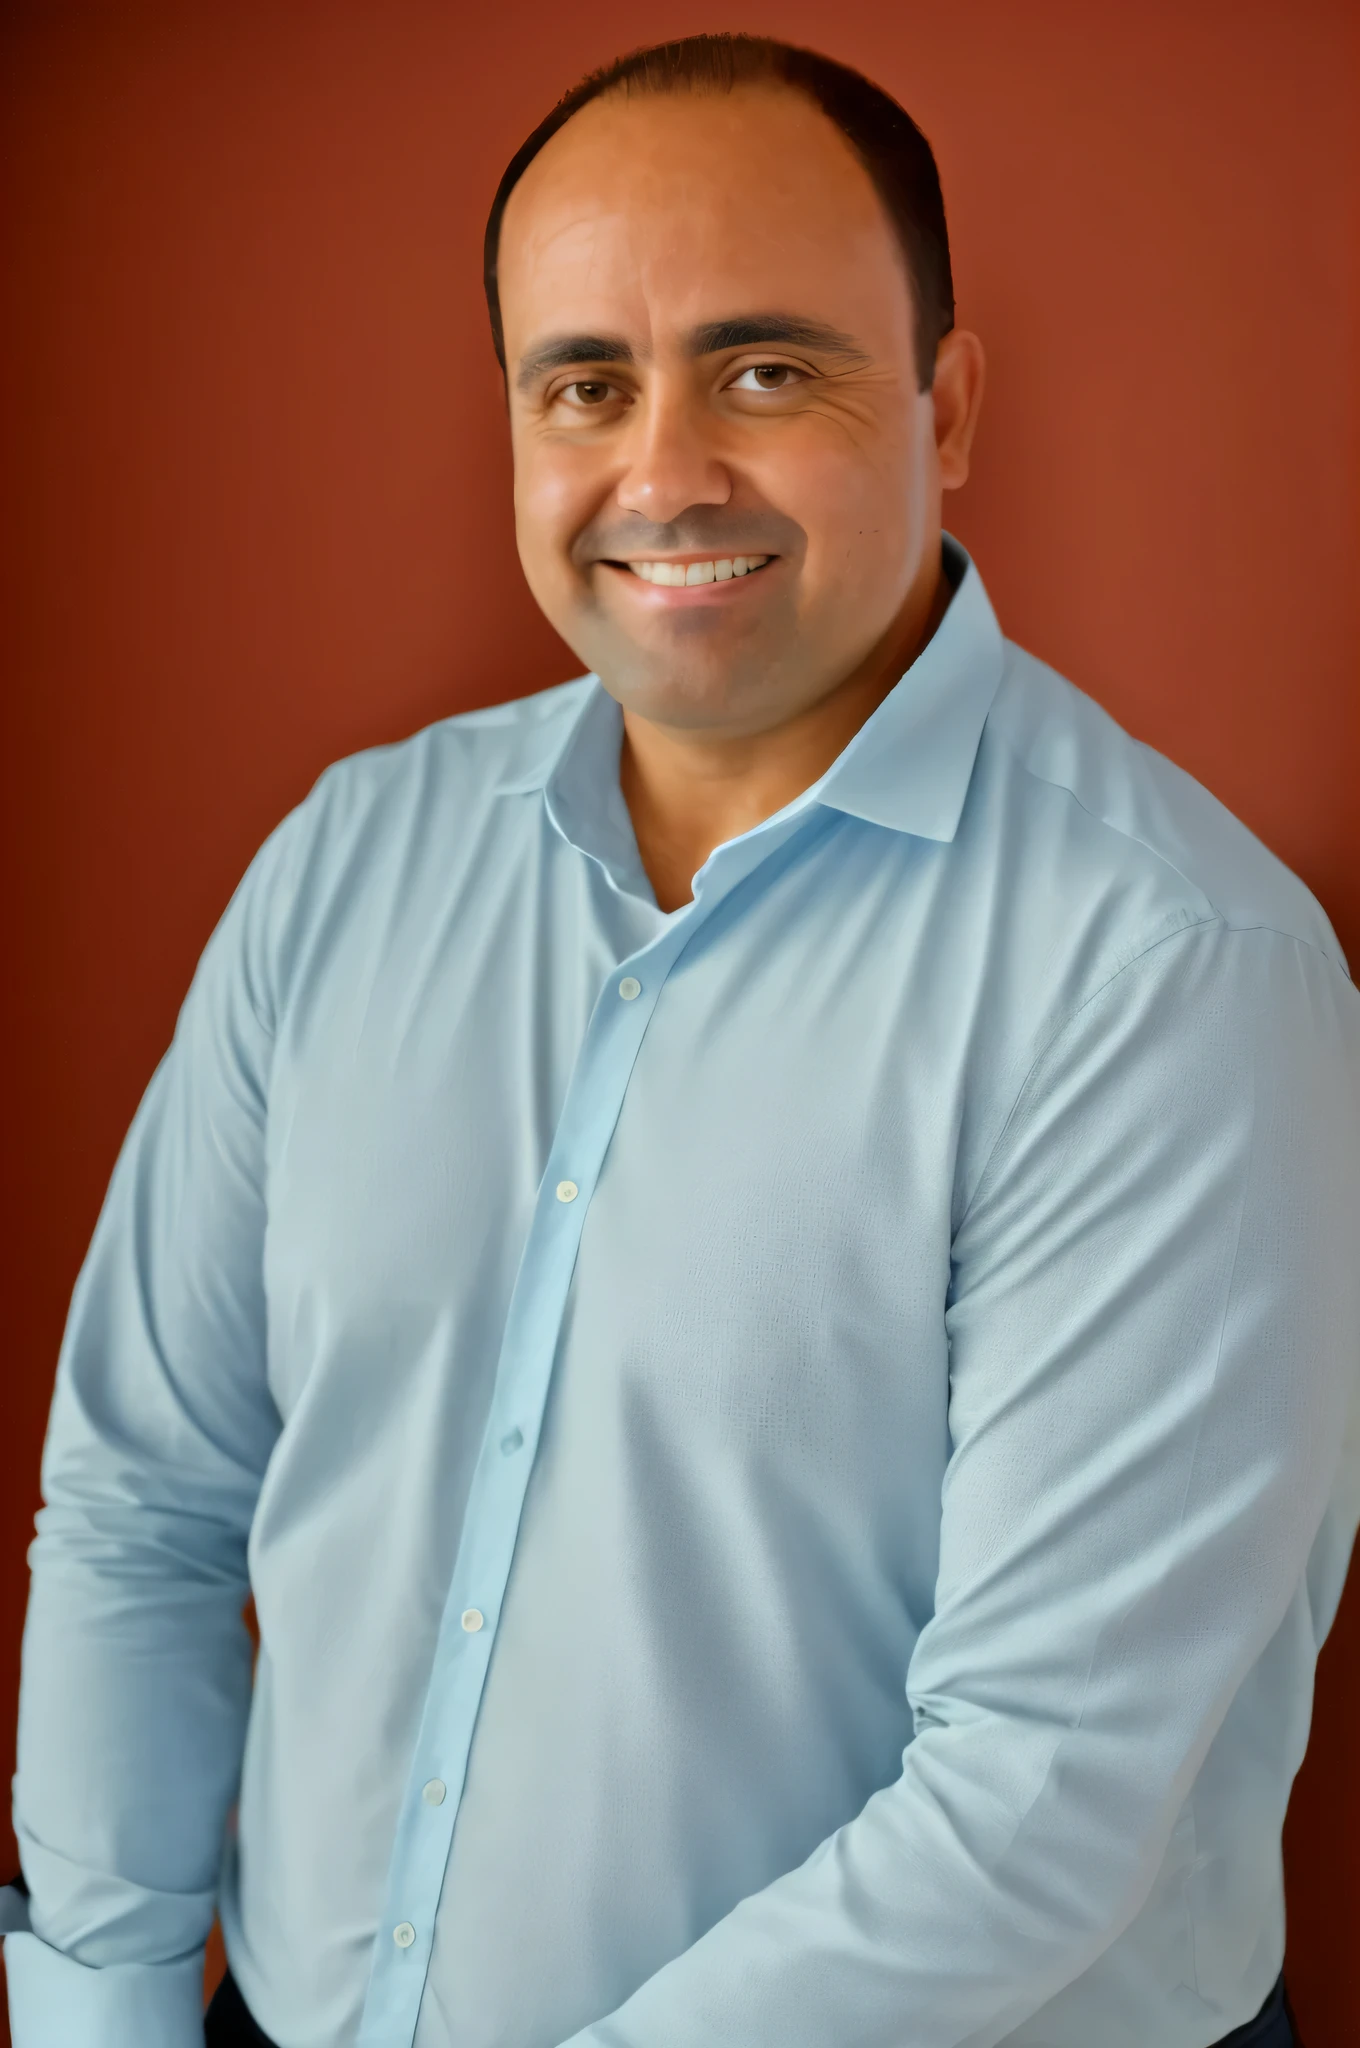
[
  {"xmin": 987, "ymin": 664, "xmax": 1345, "ymax": 971},
  {"xmin": 954, "ymin": 916, "xmax": 1339, "ymax": 1231}
]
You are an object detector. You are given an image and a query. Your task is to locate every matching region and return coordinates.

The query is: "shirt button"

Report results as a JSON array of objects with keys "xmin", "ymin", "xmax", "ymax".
[
  {"xmin": 393, "ymin": 1922, "xmax": 416, "ymax": 1948},
  {"xmin": 461, "ymin": 1608, "xmax": 484, "ymax": 1632},
  {"xmin": 500, "ymin": 1427, "xmax": 524, "ymax": 1456},
  {"xmin": 422, "ymin": 1778, "xmax": 447, "ymax": 1806},
  {"xmin": 618, "ymin": 976, "xmax": 641, "ymax": 1000},
  {"xmin": 556, "ymin": 1180, "xmax": 578, "ymax": 1203}
]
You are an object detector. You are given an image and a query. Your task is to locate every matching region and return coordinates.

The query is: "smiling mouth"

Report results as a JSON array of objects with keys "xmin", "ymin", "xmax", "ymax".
[{"xmin": 612, "ymin": 554, "xmax": 773, "ymax": 587}]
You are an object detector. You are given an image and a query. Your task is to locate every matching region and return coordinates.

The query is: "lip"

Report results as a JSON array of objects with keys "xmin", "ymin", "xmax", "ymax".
[{"xmin": 598, "ymin": 556, "xmax": 780, "ymax": 604}]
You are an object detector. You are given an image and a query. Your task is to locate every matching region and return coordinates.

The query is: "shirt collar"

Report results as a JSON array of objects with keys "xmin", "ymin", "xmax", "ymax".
[{"xmin": 495, "ymin": 534, "xmax": 1004, "ymax": 852}]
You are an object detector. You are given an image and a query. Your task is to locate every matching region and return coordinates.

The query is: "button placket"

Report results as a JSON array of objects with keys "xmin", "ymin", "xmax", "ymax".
[{"xmin": 357, "ymin": 911, "xmax": 712, "ymax": 2048}]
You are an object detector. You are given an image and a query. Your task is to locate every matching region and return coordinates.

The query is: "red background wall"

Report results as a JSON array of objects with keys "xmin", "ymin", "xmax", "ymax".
[{"xmin": 2, "ymin": 3, "xmax": 1356, "ymax": 2041}]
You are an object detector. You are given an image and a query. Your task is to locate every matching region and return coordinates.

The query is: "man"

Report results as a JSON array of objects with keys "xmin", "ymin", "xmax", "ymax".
[{"xmin": 3, "ymin": 29, "xmax": 1356, "ymax": 2048}]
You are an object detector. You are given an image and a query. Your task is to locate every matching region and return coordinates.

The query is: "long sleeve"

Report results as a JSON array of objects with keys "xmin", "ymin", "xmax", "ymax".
[
  {"xmin": 557, "ymin": 919, "xmax": 1360, "ymax": 2048},
  {"xmin": 4, "ymin": 811, "xmax": 303, "ymax": 2048}
]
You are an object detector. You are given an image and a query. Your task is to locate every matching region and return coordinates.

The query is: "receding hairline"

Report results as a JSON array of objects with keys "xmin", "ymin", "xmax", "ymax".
[
  {"xmin": 513, "ymin": 66, "xmax": 871, "ymax": 153},
  {"xmin": 499, "ymin": 76, "xmax": 906, "ymax": 255}
]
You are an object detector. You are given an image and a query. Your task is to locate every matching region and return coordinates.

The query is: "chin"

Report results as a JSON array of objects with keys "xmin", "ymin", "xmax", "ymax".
[
  {"xmin": 603, "ymin": 656, "xmax": 796, "ymax": 734},
  {"xmin": 586, "ymin": 617, "xmax": 793, "ymax": 716}
]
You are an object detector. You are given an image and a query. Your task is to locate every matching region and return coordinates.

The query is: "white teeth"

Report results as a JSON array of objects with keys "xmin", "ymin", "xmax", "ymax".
[{"xmin": 625, "ymin": 555, "xmax": 770, "ymax": 585}]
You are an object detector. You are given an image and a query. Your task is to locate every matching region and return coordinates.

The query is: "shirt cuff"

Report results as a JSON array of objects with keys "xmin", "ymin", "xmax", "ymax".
[{"xmin": 3, "ymin": 1930, "xmax": 206, "ymax": 2048}]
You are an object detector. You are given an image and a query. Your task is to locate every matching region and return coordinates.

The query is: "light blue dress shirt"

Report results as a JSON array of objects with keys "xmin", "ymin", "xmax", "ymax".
[{"xmin": 6, "ymin": 540, "xmax": 1360, "ymax": 2048}]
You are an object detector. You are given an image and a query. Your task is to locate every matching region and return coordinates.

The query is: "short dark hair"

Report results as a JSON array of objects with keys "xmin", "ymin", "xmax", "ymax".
[{"xmin": 483, "ymin": 33, "xmax": 954, "ymax": 392}]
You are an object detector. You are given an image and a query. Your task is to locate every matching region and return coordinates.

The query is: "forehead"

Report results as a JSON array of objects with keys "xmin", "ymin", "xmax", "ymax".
[{"xmin": 497, "ymin": 86, "xmax": 913, "ymax": 355}]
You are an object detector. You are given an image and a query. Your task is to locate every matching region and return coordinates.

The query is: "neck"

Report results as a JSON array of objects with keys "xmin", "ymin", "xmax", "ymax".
[{"xmin": 619, "ymin": 559, "xmax": 952, "ymax": 913}]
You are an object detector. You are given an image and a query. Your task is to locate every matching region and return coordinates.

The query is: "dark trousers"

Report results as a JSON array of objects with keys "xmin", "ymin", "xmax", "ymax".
[
  {"xmin": 203, "ymin": 1964, "xmax": 1304, "ymax": 2047},
  {"xmin": 204, "ymin": 1967, "xmax": 277, "ymax": 2047}
]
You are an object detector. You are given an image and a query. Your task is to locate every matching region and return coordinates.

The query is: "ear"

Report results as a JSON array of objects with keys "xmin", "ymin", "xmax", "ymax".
[{"xmin": 931, "ymin": 330, "xmax": 986, "ymax": 491}]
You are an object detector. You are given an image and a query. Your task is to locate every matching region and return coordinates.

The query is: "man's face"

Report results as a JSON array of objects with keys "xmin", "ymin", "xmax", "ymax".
[{"xmin": 497, "ymin": 85, "xmax": 970, "ymax": 738}]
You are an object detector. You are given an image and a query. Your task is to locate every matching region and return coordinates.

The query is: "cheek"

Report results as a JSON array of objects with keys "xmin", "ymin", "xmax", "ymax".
[
  {"xmin": 754, "ymin": 427, "xmax": 920, "ymax": 595},
  {"xmin": 770, "ymin": 448, "xmax": 917, "ymax": 606},
  {"xmin": 511, "ymin": 441, "xmax": 594, "ymax": 588}
]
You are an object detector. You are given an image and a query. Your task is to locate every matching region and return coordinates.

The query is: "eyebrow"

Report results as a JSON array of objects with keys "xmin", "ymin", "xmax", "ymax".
[
  {"xmin": 515, "ymin": 334, "xmax": 634, "ymax": 390},
  {"xmin": 686, "ymin": 315, "xmax": 870, "ymax": 363},
  {"xmin": 514, "ymin": 312, "xmax": 871, "ymax": 391}
]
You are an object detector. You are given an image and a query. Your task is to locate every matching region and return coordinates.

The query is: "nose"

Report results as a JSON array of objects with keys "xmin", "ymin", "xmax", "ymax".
[{"xmin": 614, "ymin": 380, "xmax": 732, "ymax": 524}]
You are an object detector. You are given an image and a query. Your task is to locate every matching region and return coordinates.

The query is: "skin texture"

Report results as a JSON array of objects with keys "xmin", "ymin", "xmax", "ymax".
[{"xmin": 497, "ymin": 83, "xmax": 985, "ymax": 910}]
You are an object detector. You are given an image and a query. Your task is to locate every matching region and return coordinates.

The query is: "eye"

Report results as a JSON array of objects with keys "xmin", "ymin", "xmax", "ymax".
[
  {"xmin": 730, "ymin": 362, "xmax": 804, "ymax": 392},
  {"xmin": 558, "ymin": 379, "xmax": 620, "ymax": 408}
]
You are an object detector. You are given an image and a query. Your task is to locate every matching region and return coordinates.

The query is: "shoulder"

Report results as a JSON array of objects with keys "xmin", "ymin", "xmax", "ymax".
[
  {"xmin": 216, "ymin": 674, "xmax": 592, "ymax": 1014},
  {"xmin": 978, "ymin": 641, "xmax": 1348, "ymax": 977},
  {"xmin": 296, "ymin": 673, "xmax": 592, "ymax": 834}
]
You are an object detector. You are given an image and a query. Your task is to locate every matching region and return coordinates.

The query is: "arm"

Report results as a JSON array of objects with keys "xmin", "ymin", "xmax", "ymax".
[
  {"xmin": 559, "ymin": 919, "xmax": 1360, "ymax": 2048},
  {"xmin": 4, "ymin": 812, "xmax": 302, "ymax": 2048}
]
